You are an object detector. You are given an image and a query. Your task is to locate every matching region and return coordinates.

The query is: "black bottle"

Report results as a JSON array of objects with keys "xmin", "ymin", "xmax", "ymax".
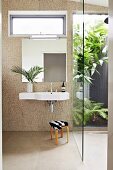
[{"xmin": 61, "ymin": 81, "xmax": 66, "ymax": 92}]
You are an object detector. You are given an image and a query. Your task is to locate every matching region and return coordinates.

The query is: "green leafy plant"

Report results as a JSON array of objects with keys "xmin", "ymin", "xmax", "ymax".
[
  {"xmin": 73, "ymin": 22, "xmax": 108, "ymax": 84},
  {"xmin": 73, "ymin": 98, "xmax": 108, "ymax": 126},
  {"xmin": 11, "ymin": 65, "xmax": 44, "ymax": 82}
]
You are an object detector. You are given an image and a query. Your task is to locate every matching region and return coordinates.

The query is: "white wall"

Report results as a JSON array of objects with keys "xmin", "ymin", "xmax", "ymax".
[
  {"xmin": 108, "ymin": 0, "xmax": 113, "ymax": 169},
  {"xmin": 0, "ymin": 0, "xmax": 2, "ymax": 169},
  {"xmin": 22, "ymin": 39, "xmax": 67, "ymax": 82}
]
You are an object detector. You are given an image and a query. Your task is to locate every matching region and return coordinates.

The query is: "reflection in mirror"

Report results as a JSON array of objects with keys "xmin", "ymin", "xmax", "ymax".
[
  {"xmin": 22, "ymin": 39, "xmax": 67, "ymax": 82},
  {"xmin": 44, "ymin": 53, "xmax": 66, "ymax": 82}
]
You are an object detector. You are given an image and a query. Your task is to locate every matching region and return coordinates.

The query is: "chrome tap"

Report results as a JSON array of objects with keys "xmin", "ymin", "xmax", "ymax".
[{"xmin": 50, "ymin": 82, "xmax": 53, "ymax": 94}]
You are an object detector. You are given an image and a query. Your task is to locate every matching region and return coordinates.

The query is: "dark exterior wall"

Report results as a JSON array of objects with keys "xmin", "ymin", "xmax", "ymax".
[{"xmin": 90, "ymin": 63, "xmax": 108, "ymax": 107}]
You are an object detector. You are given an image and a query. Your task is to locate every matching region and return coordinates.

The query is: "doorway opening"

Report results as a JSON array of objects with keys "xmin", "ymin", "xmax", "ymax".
[{"xmin": 73, "ymin": 14, "xmax": 108, "ymax": 164}]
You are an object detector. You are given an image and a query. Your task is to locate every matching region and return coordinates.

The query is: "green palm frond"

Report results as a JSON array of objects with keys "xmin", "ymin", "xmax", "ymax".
[
  {"xmin": 73, "ymin": 98, "xmax": 108, "ymax": 126},
  {"xmin": 11, "ymin": 65, "xmax": 44, "ymax": 82},
  {"xmin": 11, "ymin": 66, "xmax": 29, "ymax": 78},
  {"xmin": 28, "ymin": 66, "xmax": 44, "ymax": 82},
  {"xmin": 73, "ymin": 21, "xmax": 108, "ymax": 84}
]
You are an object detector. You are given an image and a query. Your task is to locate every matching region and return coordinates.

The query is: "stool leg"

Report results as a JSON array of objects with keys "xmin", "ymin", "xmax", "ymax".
[
  {"xmin": 50, "ymin": 127, "xmax": 53, "ymax": 140},
  {"xmin": 55, "ymin": 129, "xmax": 58, "ymax": 145},
  {"xmin": 60, "ymin": 128, "xmax": 63, "ymax": 138},
  {"xmin": 66, "ymin": 126, "xmax": 69, "ymax": 143}
]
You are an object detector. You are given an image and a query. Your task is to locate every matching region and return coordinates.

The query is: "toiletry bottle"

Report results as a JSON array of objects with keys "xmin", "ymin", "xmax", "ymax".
[{"xmin": 61, "ymin": 81, "xmax": 66, "ymax": 92}]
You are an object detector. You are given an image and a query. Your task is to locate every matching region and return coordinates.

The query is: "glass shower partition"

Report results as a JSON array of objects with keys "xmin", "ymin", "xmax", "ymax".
[{"xmin": 73, "ymin": 0, "xmax": 84, "ymax": 161}]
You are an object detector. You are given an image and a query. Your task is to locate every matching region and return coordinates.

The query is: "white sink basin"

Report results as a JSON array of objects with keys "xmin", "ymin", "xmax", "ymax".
[{"xmin": 19, "ymin": 92, "xmax": 69, "ymax": 101}]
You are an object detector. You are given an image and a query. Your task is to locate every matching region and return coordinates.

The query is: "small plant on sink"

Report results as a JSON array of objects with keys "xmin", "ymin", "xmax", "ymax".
[{"xmin": 11, "ymin": 65, "xmax": 44, "ymax": 92}]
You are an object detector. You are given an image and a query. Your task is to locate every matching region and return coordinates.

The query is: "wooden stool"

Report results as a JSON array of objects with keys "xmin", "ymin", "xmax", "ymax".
[{"xmin": 49, "ymin": 121, "xmax": 69, "ymax": 145}]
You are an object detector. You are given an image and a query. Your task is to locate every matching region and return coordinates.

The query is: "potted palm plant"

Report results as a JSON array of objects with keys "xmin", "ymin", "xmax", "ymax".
[{"xmin": 11, "ymin": 65, "xmax": 44, "ymax": 92}]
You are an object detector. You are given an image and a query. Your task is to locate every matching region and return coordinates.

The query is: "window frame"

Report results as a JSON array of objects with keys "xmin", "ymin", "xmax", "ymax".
[{"xmin": 9, "ymin": 12, "xmax": 67, "ymax": 37}]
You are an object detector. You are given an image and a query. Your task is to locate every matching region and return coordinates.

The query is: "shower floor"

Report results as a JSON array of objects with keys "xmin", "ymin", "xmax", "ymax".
[{"xmin": 73, "ymin": 131, "xmax": 107, "ymax": 170}]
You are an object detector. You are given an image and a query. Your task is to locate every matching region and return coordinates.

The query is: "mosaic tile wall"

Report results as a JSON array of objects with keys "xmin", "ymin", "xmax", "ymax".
[{"xmin": 2, "ymin": 0, "xmax": 107, "ymax": 131}]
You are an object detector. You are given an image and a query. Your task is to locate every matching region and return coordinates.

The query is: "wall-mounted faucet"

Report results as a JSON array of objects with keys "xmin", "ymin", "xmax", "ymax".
[{"xmin": 50, "ymin": 82, "xmax": 53, "ymax": 94}]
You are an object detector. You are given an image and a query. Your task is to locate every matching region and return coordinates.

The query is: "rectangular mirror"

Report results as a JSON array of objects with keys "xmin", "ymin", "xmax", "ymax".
[{"xmin": 22, "ymin": 39, "xmax": 67, "ymax": 82}]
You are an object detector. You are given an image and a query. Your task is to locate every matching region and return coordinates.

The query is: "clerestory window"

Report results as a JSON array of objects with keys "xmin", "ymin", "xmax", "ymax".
[{"xmin": 9, "ymin": 11, "xmax": 66, "ymax": 37}]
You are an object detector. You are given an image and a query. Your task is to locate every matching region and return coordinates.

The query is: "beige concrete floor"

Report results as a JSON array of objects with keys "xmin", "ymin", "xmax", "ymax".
[
  {"xmin": 3, "ymin": 131, "xmax": 107, "ymax": 170},
  {"xmin": 84, "ymin": 132, "xmax": 107, "ymax": 170},
  {"xmin": 3, "ymin": 132, "xmax": 82, "ymax": 170},
  {"xmin": 74, "ymin": 131, "xmax": 108, "ymax": 170}
]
